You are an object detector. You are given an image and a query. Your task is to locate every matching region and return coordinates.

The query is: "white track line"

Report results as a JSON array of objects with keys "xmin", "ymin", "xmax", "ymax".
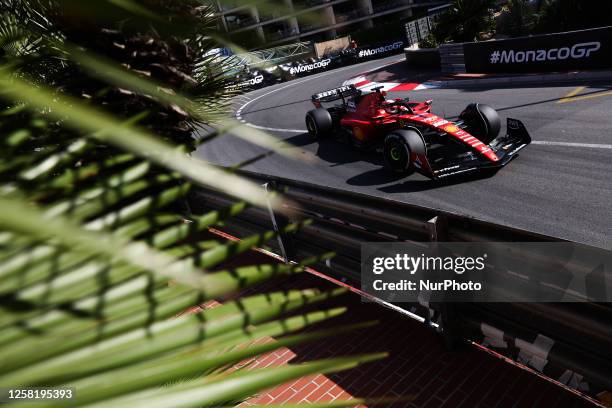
[
  {"xmin": 247, "ymin": 123, "xmax": 306, "ymax": 133},
  {"xmin": 531, "ymin": 141, "xmax": 612, "ymax": 149},
  {"xmin": 239, "ymin": 126, "xmax": 612, "ymax": 149}
]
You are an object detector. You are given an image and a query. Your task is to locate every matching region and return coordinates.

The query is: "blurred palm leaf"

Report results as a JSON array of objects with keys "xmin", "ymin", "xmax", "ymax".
[{"xmin": 0, "ymin": 1, "xmax": 385, "ymax": 407}]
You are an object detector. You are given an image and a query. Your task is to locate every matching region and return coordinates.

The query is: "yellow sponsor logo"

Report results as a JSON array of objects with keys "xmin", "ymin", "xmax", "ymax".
[
  {"xmin": 353, "ymin": 127, "xmax": 365, "ymax": 140},
  {"xmin": 442, "ymin": 124, "xmax": 460, "ymax": 133}
]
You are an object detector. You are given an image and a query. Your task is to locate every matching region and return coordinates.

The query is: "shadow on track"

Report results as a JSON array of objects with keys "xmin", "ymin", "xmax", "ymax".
[
  {"xmin": 282, "ymin": 132, "xmax": 498, "ymax": 192},
  {"xmin": 346, "ymin": 168, "xmax": 405, "ymax": 186},
  {"xmin": 378, "ymin": 170, "xmax": 498, "ymax": 193},
  {"xmin": 282, "ymin": 133, "xmax": 384, "ymax": 169},
  {"xmin": 457, "ymin": 85, "xmax": 612, "ymax": 114},
  {"xmin": 280, "ymin": 132, "xmax": 312, "ymax": 147},
  {"xmin": 239, "ymin": 98, "xmax": 311, "ymax": 116}
]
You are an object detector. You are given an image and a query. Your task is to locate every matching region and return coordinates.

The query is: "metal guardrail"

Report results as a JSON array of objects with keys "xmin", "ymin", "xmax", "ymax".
[
  {"xmin": 189, "ymin": 171, "xmax": 612, "ymax": 396},
  {"xmin": 229, "ymin": 42, "xmax": 314, "ymax": 68}
]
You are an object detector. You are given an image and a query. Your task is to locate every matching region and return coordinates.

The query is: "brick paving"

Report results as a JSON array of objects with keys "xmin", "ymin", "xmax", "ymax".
[
  {"xmin": 226, "ymin": 270, "xmax": 600, "ymax": 408},
  {"xmin": 198, "ymin": 234, "xmax": 601, "ymax": 408}
]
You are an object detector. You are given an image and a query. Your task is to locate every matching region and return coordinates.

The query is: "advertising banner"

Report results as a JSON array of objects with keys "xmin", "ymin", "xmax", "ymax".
[
  {"xmin": 236, "ymin": 38, "xmax": 406, "ymax": 90},
  {"xmin": 226, "ymin": 74, "xmax": 264, "ymax": 91},
  {"xmin": 464, "ymin": 26, "xmax": 612, "ymax": 73},
  {"xmin": 355, "ymin": 40, "xmax": 405, "ymax": 60},
  {"xmin": 287, "ymin": 58, "xmax": 333, "ymax": 76},
  {"xmin": 284, "ymin": 39, "xmax": 406, "ymax": 78}
]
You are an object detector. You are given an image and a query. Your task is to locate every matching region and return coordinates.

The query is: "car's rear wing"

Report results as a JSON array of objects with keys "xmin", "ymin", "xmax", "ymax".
[{"xmin": 311, "ymin": 84, "xmax": 361, "ymax": 105}]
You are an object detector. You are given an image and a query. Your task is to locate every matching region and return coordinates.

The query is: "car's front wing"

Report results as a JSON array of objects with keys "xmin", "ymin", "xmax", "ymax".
[{"xmin": 429, "ymin": 118, "xmax": 532, "ymax": 180}]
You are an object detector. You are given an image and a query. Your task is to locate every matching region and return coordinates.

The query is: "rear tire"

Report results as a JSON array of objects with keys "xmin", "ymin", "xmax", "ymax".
[
  {"xmin": 383, "ymin": 130, "xmax": 419, "ymax": 175},
  {"xmin": 459, "ymin": 103, "xmax": 501, "ymax": 144},
  {"xmin": 305, "ymin": 108, "xmax": 333, "ymax": 139}
]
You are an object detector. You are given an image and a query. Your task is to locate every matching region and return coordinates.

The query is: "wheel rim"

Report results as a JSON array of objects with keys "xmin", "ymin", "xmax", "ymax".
[
  {"xmin": 306, "ymin": 116, "xmax": 316, "ymax": 134},
  {"xmin": 385, "ymin": 138, "xmax": 409, "ymax": 171},
  {"xmin": 390, "ymin": 146, "xmax": 401, "ymax": 161}
]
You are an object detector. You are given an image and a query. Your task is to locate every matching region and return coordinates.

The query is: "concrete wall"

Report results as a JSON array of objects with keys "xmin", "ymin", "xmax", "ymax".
[{"xmin": 404, "ymin": 48, "xmax": 440, "ymax": 68}]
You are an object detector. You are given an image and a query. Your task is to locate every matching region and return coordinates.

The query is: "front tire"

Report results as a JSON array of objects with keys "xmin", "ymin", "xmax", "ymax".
[
  {"xmin": 383, "ymin": 130, "xmax": 418, "ymax": 175},
  {"xmin": 305, "ymin": 108, "xmax": 333, "ymax": 139},
  {"xmin": 459, "ymin": 103, "xmax": 501, "ymax": 144}
]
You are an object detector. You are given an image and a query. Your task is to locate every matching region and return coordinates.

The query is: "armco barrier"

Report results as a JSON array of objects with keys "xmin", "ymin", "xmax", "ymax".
[
  {"xmin": 278, "ymin": 39, "xmax": 405, "ymax": 79},
  {"xmin": 226, "ymin": 39, "xmax": 407, "ymax": 91},
  {"xmin": 441, "ymin": 26, "xmax": 612, "ymax": 74},
  {"xmin": 189, "ymin": 171, "xmax": 612, "ymax": 396}
]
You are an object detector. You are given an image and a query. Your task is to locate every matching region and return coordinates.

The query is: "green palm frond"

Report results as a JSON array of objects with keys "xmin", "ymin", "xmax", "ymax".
[{"xmin": 0, "ymin": 1, "xmax": 387, "ymax": 407}]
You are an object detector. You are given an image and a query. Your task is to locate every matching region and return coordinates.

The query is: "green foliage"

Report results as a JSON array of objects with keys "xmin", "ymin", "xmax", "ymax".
[
  {"xmin": 0, "ymin": 1, "xmax": 385, "ymax": 406},
  {"xmin": 349, "ymin": 20, "xmax": 407, "ymax": 46},
  {"xmin": 497, "ymin": 0, "xmax": 612, "ymax": 38},
  {"xmin": 418, "ymin": 33, "xmax": 439, "ymax": 49},
  {"xmin": 496, "ymin": 0, "xmax": 537, "ymax": 37},
  {"xmin": 432, "ymin": 0, "xmax": 496, "ymax": 43},
  {"xmin": 532, "ymin": 0, "xmax": 612, "ymax": 34}
]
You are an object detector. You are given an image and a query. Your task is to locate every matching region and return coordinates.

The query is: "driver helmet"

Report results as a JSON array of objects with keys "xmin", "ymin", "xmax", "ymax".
[{"xmin": 382, "ymin": 99, "xmax": 409, "ymax": 113}]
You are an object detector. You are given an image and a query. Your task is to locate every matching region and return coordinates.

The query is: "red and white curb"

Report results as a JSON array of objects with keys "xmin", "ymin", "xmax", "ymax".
[{"xmin": 342, "ymin": 75, "xmax": 436, "ymax": 92}]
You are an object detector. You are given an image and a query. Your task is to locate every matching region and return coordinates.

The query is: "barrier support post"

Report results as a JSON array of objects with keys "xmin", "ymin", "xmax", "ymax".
[
  {"xmin": 427, "ymin": 215, "xmax": 448, "ymax": 241},
  {"xmin": 262, "ymin": 181, "xmax": 295, "ymax": 263}
]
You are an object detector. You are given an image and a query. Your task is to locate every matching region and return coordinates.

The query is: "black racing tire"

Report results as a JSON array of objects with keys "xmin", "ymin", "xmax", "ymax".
[
  {"xmin": 459, "ymin": 103, "xmax": 501, "ymax": 144},
  {"xmin": 305, "ymin": 108, "xmax": 333, "ymax": 139},
  {"xmin": 383, "ymin": 130, "xmax": 419, "ymax": 175}
]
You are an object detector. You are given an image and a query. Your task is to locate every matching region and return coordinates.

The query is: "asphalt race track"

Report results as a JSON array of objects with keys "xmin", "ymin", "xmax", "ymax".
[{"xmin": 195, "ymin": 54, "xmax": 612, "ymax": 249}]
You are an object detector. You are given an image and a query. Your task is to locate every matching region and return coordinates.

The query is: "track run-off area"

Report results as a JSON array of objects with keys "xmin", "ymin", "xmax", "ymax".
[{"xmin": 195, "ymin": 54, "xmax": 612, "ymax": 249}]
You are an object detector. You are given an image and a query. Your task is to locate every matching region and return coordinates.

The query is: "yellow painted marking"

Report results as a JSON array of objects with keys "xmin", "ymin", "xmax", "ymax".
[
  {"xmin": 558, "ymin": 90, "xmax": 612, "ymax": 104},
  {"xmin": 557, "ymin": 86, "xmax": 586, "ymax": 103},
  {"xmin": 557, "ymin": 85, "xmax": 612, "ymax": 104}
]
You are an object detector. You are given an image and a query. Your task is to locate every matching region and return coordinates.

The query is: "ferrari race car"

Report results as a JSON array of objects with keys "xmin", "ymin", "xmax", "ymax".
[{"xmin": 305, "ymin": 85, "xmax": 531, "ymax": 179}]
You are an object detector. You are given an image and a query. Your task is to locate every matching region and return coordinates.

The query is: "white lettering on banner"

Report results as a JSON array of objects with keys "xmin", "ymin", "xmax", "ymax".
[
  {"xmin": 250, "ymin": 75, "xmax": 264, "ymax": 85},
  {"xmin": 227, "ymin": 75, "xmax": 264, "ymax": 91},
  {"xmin": 289, "ymin": 59, "xmax": 331, "ymax": 75},
  {"xmin": 490, "ymin": 41, "xmax": 601, "ymax": 64},
  {"xmin": 358, "ymin": 42, "xmax": 403, "ymax": 58}
]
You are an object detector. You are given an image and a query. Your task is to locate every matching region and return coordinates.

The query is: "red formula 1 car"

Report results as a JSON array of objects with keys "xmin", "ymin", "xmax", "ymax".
[{"xmin": 305, "ymin": 85, "xmax": 531, "ymax": 179}]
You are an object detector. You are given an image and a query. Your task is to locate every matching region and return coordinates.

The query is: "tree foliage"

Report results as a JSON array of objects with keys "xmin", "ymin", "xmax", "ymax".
[
  {"xmin": 0, "ymin": 1, "xmax": 384, "ymax": 406},
  {"xmin": 431, "ymin": 0, "xmax": 496, "ymax": 43},
  {"xmin": 498, "ymin": 0, "xmax": 612, "ymax": 38},
  {"xmin": 532, "ymin": 0, "xmax": 612, "ymax": 34}
]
